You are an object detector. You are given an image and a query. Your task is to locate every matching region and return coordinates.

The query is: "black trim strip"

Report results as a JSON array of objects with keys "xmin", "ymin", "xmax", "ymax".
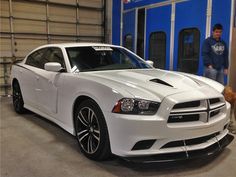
[
  {"xmin": 170, "ymin": 109, "xmax": 206, "ymax": 115},
  {"xmin": 15, "ymin": 64, "xmax": 31, "ymax": 71}
]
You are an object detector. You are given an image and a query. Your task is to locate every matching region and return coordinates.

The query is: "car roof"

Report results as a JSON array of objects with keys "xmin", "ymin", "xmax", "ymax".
[
  {"xmin": 36, "ymin": 43, "xmax": 121, "ymax": 49},
  {"xmin": 24, "ymin": 42, "xmax": 125, "ymax": 60}
]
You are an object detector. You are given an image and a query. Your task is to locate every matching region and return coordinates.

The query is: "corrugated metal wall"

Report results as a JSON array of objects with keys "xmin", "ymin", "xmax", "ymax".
[{"xmin": 0, "ymin": 0, "xmax": 106, "ymax": 96}]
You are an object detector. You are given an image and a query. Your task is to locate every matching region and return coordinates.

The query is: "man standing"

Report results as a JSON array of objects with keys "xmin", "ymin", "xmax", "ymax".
[{"xmin": 202, "ymin": 24, "xmax": 229, "ymax": 85}]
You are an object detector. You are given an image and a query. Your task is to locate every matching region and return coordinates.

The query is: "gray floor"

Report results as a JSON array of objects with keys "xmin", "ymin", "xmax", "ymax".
[{"xmin": 1, "ymin": 97, "xmax": 236, "ymax": 177}]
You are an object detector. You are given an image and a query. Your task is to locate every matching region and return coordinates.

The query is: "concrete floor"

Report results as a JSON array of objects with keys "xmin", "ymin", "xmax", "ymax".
[{"xmin": 1, "ymin": 97, "xmax": 236, "ymax": 177}]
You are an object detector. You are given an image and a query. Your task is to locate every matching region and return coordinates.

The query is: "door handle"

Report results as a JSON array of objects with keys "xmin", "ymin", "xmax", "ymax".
[
  {"xmin": 36, "ymin": 76, "xmax": 39, "ymax": 80},
  {"xmin": 19, "ymin": 69, "xmax": 23, "ymax": 73}
]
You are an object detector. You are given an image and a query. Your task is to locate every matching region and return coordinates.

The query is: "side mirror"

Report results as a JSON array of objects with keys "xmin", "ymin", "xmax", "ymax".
[
  {"xmin": 44, "ymin": 62, "xmax": 62, "ymax": 72},
  {"xmin": 146, "ymin": 60, "xmax": 154, "ymax": 67}
]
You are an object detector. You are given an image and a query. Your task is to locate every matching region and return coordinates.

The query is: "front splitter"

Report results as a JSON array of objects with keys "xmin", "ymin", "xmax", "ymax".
[{"xmin": 122, "ymin": 134, "xmax": 234, "ymax": 164}]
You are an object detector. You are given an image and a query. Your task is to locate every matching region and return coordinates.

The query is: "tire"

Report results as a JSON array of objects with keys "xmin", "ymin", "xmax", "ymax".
[
  {"xmin": 74, "ymin": 99, "xmax": 111, "ymax": 161},
  {"xmin": 12, "ymin": 81, "xmax": 25, "ymax": 114}
]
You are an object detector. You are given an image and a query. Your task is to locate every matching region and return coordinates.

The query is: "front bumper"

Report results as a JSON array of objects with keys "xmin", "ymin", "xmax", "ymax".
[
  {"xmin": 122, "ymin": 134, "xmax": 234, "ymax": 163},
  {"xmin": 104, "ymin": 92, "xmax": 233, "ymax": 159}
]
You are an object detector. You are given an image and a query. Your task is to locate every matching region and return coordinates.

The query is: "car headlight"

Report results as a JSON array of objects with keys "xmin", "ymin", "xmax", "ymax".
[{"xmin": 112, "ymin": 98, "xmax": 160, "ymax": 115}]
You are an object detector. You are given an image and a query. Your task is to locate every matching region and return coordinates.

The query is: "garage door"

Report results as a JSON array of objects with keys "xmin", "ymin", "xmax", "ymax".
[{"xmin": 0, "ymin": 0, "xmax": 106, "ymax": 96}]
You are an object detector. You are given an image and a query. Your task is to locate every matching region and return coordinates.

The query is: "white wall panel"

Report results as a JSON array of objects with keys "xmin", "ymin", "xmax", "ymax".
[
  {"xmin": 78, "ymin": 25, "xmax": 103, "ymax": 36},
  {"xmin": 49, "ymin": 5, "xmax": 76, "ymax": 23},
  {"xmin": 79, "ymin": 37, "xmax": 102, "ymax": 42},
  {"xmin": 12, "ymin": 1, "xmax": 46, "ymax": 20},
  {"xmin": 14, "ymin": 38, "xmax": 47, "ymax": 57},
  {"xmin": 78, "ymin": 9, "xmax": 102, "ymax": 24},
  {"xmin": 50, "ymin": 39, "xmax": 76, "ymax": 44},
  {"xmin": 50, "ymin": 22, "xmax": 76, "ymax": 35},
  {"xmin": 0, "ymin": 0, "xmax": 10, "ymax": 17},
  {"xmin": 50, "ymin": 0, "xmax": 76, "ymax": 5},
  {"xmin": 14, "ymin": 19, "xmax": 46, "ymax": 34},
  {"xmin": 0, "ymin": 37, "xmax": 12, "ymax": 57},
  {"xmin": 79, "ymin": 0, "xmax": 103, "ymax": 8},
  {"xmin": 0, "ymin": 18, "xmax": 10, "ymax": 32}
]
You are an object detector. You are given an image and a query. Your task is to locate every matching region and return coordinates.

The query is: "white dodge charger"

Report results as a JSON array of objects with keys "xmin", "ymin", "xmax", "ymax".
[{"xmin": 11, "ymin": 43, "xmax": 234, "ymax": 162}]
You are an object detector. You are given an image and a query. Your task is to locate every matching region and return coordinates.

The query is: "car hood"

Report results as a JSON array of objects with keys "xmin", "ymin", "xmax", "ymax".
[{"xmin": 84, "ymin": 69, "xmax": 219, "ymax": 102}]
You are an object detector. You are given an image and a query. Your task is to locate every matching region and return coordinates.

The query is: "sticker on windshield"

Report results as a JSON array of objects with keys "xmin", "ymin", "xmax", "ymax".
[{"xmin": 92, "ymin": 46, "xmax": 113, "ymax": 51}]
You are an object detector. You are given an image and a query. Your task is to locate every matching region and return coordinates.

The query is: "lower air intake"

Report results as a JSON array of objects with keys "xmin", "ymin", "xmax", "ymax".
[{"xmin": 131, "ymin": 139, "xmax": 156, "ymax": 151}]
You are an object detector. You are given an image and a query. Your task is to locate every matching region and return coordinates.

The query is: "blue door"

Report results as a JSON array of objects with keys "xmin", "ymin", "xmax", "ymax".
[
  {"xmin": 123, "ymin": 10, "xmax": 136, "ymax": 52},
  {"xmin": 173, "ymin": 0, "xmax": 208, "ymax": 75},
  {"xmin": 211, "ymin": 0, "xmax": 232, "ymax": 84},
  {"xmin": 145, "ymin": 5, "xmax": 171, "ymax": 70},
  {"xmin": 211, "ymin": 0, "xmax": 231, "ymax": 47}
]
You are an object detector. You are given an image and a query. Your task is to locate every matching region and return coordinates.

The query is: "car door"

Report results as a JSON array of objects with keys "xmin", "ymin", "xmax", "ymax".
[
  {"xmin": 21, "ymin": 48, "xmax": 47, "ymax": 107},
  {"xmin": 34, "ymin": 47, "xmax": 66, "ymax": 115}
]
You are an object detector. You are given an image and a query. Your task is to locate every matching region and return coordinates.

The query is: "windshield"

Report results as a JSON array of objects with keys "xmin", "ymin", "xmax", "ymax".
[{"xmin": 66, "ymin": 46, "xmax": 152, "ymax": 72}]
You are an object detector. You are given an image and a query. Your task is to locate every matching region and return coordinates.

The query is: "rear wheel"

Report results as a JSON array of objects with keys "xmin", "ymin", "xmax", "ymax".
[
  {"xmin": 12, "ymin": 81, "xmax": 25, "ymax": 114},
  {"xmin": 74, "ymin": 99, "xmax": 111, "ymax": 160}
]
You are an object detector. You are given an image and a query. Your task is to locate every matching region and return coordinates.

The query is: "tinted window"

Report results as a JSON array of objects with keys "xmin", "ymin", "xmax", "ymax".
[
  {"xmin": 124, "ymin": 34, "xmax": 133, "ymax": 51},
  {"xmin": 66, "ymin": 46, "xmax": 151, "ymax": 72},
  {"xmin": 178, "ymin": 28, "xmax": 200, "ymax": 74},
  {"xmin": 149, "ymin": 32, "xmax": 166, "ymax": 69},
  {"xmin": 43, "ymin": 48, "xmax": 65, "ymax": 69},
  {"xmin": 26, "ymin": 48, "xmax": 47, "ymax": 68},
  {"xmin": 25, "ymin": 47, "xmax": 65, "ymax": 70}
]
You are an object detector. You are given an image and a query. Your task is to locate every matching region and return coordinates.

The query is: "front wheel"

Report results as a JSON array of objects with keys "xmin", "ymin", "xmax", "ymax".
[
  {"xmin": 12, "ymin": 81, "xmax": 25, "ymax": 114},
  {"xmin": 74, "ymin": 99, "xmax": 111, "ymax": 161}
]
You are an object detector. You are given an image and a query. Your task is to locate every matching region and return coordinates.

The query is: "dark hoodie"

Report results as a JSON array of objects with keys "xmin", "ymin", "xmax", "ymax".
[{"xmin": 202, "ymin": 36, "xmax": 228, "ymax": 70}]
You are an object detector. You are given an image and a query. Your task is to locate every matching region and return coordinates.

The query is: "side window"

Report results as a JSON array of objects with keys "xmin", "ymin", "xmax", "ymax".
[
  {"xmin": 149, "ymin": 32, "xmax": 166, "ymax": 69},
  {"xmin": 178, "ymin": 28, "xmax": 200, "ymax": 74},
  {"xmin": 43, "ymin": 48, "xmax": 66, "ymax": 69},
  {"xmin": 124, "ymin": 34, "xmax": 133, "ymax": 51},
  {"xmin": 25, "ymin": 48, "xmax": 47, "ymax": 68}
]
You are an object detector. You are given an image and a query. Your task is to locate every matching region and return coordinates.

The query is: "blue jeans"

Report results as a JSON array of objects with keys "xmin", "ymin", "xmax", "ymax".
[{"xmin": 204, "ymin": 67, "xmax": 224, "ymax": 85}]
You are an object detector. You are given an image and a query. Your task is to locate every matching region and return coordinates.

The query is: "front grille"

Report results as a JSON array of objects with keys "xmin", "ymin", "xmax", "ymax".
[
  {"xmin": 173, "ymin": 101, "xmax": 200, "ymax": 109},
  {"xmin": 168, "ymin": 98, "xmax": 225, "ymax": 123},
  {"xmin": 168, "ymin": 114, "xmax": 199, "ymax": 123},
  {"xmin": 209, "ymin": 98, "xmax": 221, "ymax": 105},
  {"xmin": 210, "ymin": 109, "xmax": 220, "ymax": 117},
  {"xmin": 161, "ymin": 132, "xmax": 220, "ymax": 149}
]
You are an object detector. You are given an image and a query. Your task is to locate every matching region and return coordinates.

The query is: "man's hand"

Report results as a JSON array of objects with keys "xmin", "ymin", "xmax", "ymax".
[{"xmin": 224, "ymin": 69, "xmax": 228, "ymax": 75}]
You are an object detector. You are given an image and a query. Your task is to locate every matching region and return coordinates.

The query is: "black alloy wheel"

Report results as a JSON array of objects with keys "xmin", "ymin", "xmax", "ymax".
[
  {"xmin": 12, "ymin": 81, "xmax": 25, "ymax": 114},
  {"xmin": 74, "ymin": 99, "xmax": 111, "ymax": 160}
]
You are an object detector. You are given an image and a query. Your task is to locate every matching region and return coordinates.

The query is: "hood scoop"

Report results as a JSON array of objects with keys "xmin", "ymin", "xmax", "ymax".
[{"xmin": 150, "ymin": 78, "xmax": 173, "ymax": 87}]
